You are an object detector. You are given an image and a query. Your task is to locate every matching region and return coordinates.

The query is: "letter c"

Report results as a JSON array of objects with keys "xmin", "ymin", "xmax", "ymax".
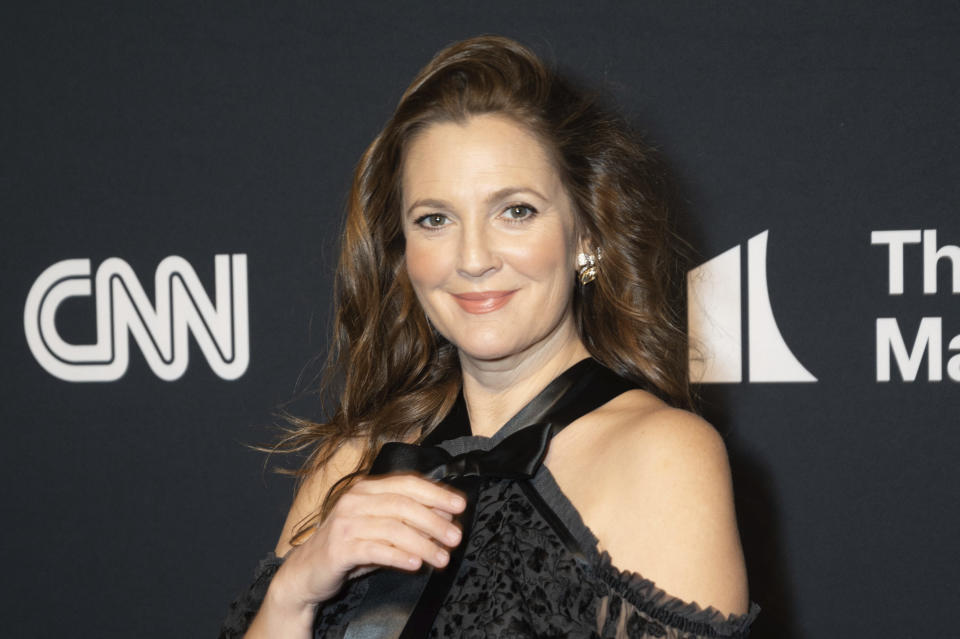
[{"xmin": 24, "ymin": 259, "xmax": 113, "ymax": 381}]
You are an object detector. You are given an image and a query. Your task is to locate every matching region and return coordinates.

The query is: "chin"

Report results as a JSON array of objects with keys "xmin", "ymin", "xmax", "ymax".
[
  {"xmin": 455, "ymin": 343, "xmax": 514, "ymax": 362},
  {"xmin": 449, "ymin": 333, "xmax": 522, "ymax": 362}
]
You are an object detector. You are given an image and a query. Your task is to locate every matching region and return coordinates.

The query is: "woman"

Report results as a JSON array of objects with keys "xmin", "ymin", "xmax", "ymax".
[{"xmin": 222, "ymin": 35, "xmax": 759, "ymax": 638}]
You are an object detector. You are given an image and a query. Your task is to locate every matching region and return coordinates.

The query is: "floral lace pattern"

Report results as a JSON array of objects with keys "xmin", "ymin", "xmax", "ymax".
[
  {"xmin": 426, "ymin": 478, "xmax": 758, "ymax": 639},
  {"xmin": 220, "ymin": 475, "xmax": 758, "ymax": 638},
  {"xmin": 220, "ymin": 360, "xmax": 758, "ymax": 637},
  {"xmin": 219, "ymin": 475, "xmax": 758, "ymax": 638},
  {"xmin": 218, "ymin": 554, "xmax": 282, "ymax": 639}
]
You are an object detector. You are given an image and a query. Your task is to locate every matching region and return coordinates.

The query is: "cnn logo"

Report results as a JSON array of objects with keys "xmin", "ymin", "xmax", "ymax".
[{"xmin": 24, "ymin": 254, "xmax": 249, "ymax": 382}]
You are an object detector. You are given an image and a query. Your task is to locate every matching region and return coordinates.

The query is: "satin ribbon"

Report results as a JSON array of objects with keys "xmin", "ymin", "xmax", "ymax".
[{"xmin": 369, "ymin": 421, "xmax": 553, "ymax": 482}]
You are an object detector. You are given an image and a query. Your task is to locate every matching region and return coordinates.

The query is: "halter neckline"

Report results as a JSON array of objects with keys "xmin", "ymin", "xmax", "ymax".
[{"xmin": 422, "ymin": 357, "xmax": 637, "ymax": 446}]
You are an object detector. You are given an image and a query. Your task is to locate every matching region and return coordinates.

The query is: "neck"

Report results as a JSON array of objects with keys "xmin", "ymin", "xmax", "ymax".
[{"xmin": 459, "ymin": 318, "xmax": 590, "ymax": 437}]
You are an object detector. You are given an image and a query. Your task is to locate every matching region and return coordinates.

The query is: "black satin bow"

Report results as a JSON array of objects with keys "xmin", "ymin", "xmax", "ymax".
[
  {"xmin": 369, "ymin": 421, "xmax": 553, "ymax": 482},
  {"xmin": 342, "ymin": 423, "xmax": 554, "ymax": 639}
]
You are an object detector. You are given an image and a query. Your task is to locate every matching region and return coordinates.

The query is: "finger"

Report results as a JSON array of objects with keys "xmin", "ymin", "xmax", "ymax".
[
  {"xmin": 432, "ymin": 507, "xmax": 454, "ymax": 522},
  {"xmin": 355, "ymin": 474, "xmax": 467, "ymax": 514},
  {"xmin": 346, "ymin": 565, "xmax": 380, "ymax": 580},
  {"xmin": 351, "ymin": 542, "xmax": 424, "ymax": 573},
  {"xmin": 354, "ymin": 516, "xmax": 452, "ymax": 569},
  {"xmin": 349, "ymin": 493, "xmax": 462, "ymax": 548}
]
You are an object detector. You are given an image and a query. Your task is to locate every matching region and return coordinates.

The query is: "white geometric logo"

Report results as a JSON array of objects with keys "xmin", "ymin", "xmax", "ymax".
[
  {"xmin": 687, "ymin": 231, "xmax": 817, "ymax": 383},
  {"xmin": 24, "ymin": 254, "xmax": 249, "ymax": 382}
]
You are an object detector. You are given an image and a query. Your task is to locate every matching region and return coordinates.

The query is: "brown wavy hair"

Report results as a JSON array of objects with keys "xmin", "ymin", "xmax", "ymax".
[{"xmin": 278, "ymin": 35, "xmax": 691, "ymax": 542}]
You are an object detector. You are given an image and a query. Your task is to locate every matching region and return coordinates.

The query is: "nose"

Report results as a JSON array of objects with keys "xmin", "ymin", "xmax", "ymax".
[{"xmin": 456, "ymin": 222, "xmax": 501, "ymax": 279}]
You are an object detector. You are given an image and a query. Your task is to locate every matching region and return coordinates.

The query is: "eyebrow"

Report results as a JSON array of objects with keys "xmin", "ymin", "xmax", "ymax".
[{"xmin": 405, "ymin": 186, "xmax": 548, "ymax": 218}]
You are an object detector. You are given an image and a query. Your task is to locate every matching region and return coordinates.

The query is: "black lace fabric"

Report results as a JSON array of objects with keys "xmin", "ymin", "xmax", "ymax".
[
  {"xmin": 426, "ymin": 478, "xmax": 758, "ymax": 639},
  {"xmin": 221, "ymin": 360, "xmax": 759, "ymax": 637},
  {"xmin": 219, "ymin": 554, "xmax": 282, "ymax": 639},
  {"xmin": 220, "ymin": 475, "xmax": 759, "ymax": 638}
]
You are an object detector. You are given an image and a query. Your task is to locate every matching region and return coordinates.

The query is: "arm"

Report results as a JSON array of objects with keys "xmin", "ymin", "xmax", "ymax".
[
  {"xmin": 243, "ymin": 441, "xmax": 467, "ymax": 638},
  {"xmin": 243, "ymin": 440, "xmax": 361, "ymax": 639},
  {"xmin": 594, "ymin": 407, "xmax": 750, "ymax": 618}
]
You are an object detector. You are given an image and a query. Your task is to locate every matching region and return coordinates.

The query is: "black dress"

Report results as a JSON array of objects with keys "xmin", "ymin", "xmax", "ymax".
[{"xmin": 220, "ymin": 359, "xmax": 760, "ymax": 638}]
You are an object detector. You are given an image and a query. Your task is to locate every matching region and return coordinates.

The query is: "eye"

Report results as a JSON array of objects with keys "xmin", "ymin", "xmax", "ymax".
[
  {"xmin": 414, "ymin": 213, "xmax": 450, "ymax": 229},
  {"xmin": 501, "ymin": 204, "xmax": 538, "ymax": 222}
]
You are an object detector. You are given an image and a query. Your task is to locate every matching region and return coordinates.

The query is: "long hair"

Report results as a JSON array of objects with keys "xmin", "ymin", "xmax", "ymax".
[{"xmin": 278, "ymin": 35, "xmax": 691, "ymax": 542}]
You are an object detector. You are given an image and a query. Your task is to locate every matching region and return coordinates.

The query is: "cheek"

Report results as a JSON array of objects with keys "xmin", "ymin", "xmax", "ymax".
[
  {"xmin": 404, "ymin": 241, "xmax": 447, "ymax": 292},
  {"xmin": 506, "ymin": 232, "xmax": 572, "ymax": 282}
]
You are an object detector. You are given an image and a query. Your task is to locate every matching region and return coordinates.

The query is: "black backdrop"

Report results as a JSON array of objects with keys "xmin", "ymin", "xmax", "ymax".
[{"xmin": 3, "ymin": 2, "xmax": 958, "ymax": 637}]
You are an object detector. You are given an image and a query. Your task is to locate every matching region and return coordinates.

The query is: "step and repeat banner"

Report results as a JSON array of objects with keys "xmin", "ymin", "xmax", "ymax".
[{"xmin": 4, "ymin": 3, "xmax": 956, "ymax": 637}]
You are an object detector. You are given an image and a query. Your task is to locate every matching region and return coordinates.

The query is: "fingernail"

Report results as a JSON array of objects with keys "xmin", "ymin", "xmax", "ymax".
[
  {"xmin": 446, "ymin": 527, "xmax": 461, "ymax": 544},
  {"xmin": 450, "ymin": 495, "xmax": 465, "ymax": 509},
  {"xmin": 436, "ymin": 549, "xmax": 449, "ymax": 565}
]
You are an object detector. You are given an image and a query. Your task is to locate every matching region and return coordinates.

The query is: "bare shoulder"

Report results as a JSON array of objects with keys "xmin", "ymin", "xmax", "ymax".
[
  {"xmin": 580, "ymin": 391, "xmax": 750, "ymax": 616},
  {"xmin": 602, "ymin": 393, "xmax": 730, "ymax": 480},
  {"xmin": 274, "ymin": 438, "xmax": 366, "ymax": 558}
]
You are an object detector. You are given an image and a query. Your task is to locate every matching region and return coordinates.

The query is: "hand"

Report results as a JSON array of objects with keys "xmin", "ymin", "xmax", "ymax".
[{"xmin": 268, "ymin": 473, "xmax": 467, "ymax": 612}]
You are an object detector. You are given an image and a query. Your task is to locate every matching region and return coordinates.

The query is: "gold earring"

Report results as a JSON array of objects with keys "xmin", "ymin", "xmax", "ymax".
[{"xmin": 576, "ymin": 247, "xmax": 601, "ymax": 285}]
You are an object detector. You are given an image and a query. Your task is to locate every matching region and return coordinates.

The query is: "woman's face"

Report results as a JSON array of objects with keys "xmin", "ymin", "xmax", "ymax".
[{"xmin": 401, "ymin": 114, "xmax": 583, "ymax": 364}]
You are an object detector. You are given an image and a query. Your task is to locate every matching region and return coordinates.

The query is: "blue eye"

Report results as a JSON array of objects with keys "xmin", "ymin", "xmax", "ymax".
[
  {"xmin": 502, "ymin": 204, "xmax": 537, "ymax": 221},
  {"xmin": 415, "ymin": 213, "xmax": 449, "ymax": 229}
]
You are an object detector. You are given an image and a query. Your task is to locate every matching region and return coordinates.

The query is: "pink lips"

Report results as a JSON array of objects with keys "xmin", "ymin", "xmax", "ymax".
[{"xmin": 451, "ymin": 290, "xmax": 517, "ymax": 314}]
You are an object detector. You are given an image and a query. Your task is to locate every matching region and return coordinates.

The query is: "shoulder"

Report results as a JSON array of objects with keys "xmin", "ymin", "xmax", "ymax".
[
  {"xmin": 274, "ymin": 437, "xmax": 366, "ymax": 558},
  {"xmin": 602, "ymin": 393, "xmax": 731, "ymax": 486},
  {"xmin": 556, "ymin": 389, "xmax": 728, "ymax": 478},
  {"xmin": 583, "ymin": 392, "xmax": 734, "ymax": 517},
  {"xmin": 573, "ymin": 391, "xmax": 750, "ymax": 616}
]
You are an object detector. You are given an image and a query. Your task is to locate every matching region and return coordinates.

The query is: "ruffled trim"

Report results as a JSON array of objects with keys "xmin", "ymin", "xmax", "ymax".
[
  {"xmin": 594, "ymin": 550, "xmax": 760, "ymax": 638},
  {"xmin": 527, "ymin": 468, "xmax": 759, "ymax": 636},
  {"xmin": 255, "ymin": 551, "xmax": 284, "ymax": 574},
  {"xmin": 218, "ymin": 553, "xmax": 285, "ymax": 639}
]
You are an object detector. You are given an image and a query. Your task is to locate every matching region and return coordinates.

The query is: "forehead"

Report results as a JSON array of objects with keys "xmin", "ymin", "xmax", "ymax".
[{"xmin": 401, "ymin": 114, "xmax": 563, "ymax": 204}]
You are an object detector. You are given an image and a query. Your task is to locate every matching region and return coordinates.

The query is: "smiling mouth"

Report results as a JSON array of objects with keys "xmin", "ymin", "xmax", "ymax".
[{"xmin": 450, "ymin": 290, "xmax": 517, "ymax": 314}]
